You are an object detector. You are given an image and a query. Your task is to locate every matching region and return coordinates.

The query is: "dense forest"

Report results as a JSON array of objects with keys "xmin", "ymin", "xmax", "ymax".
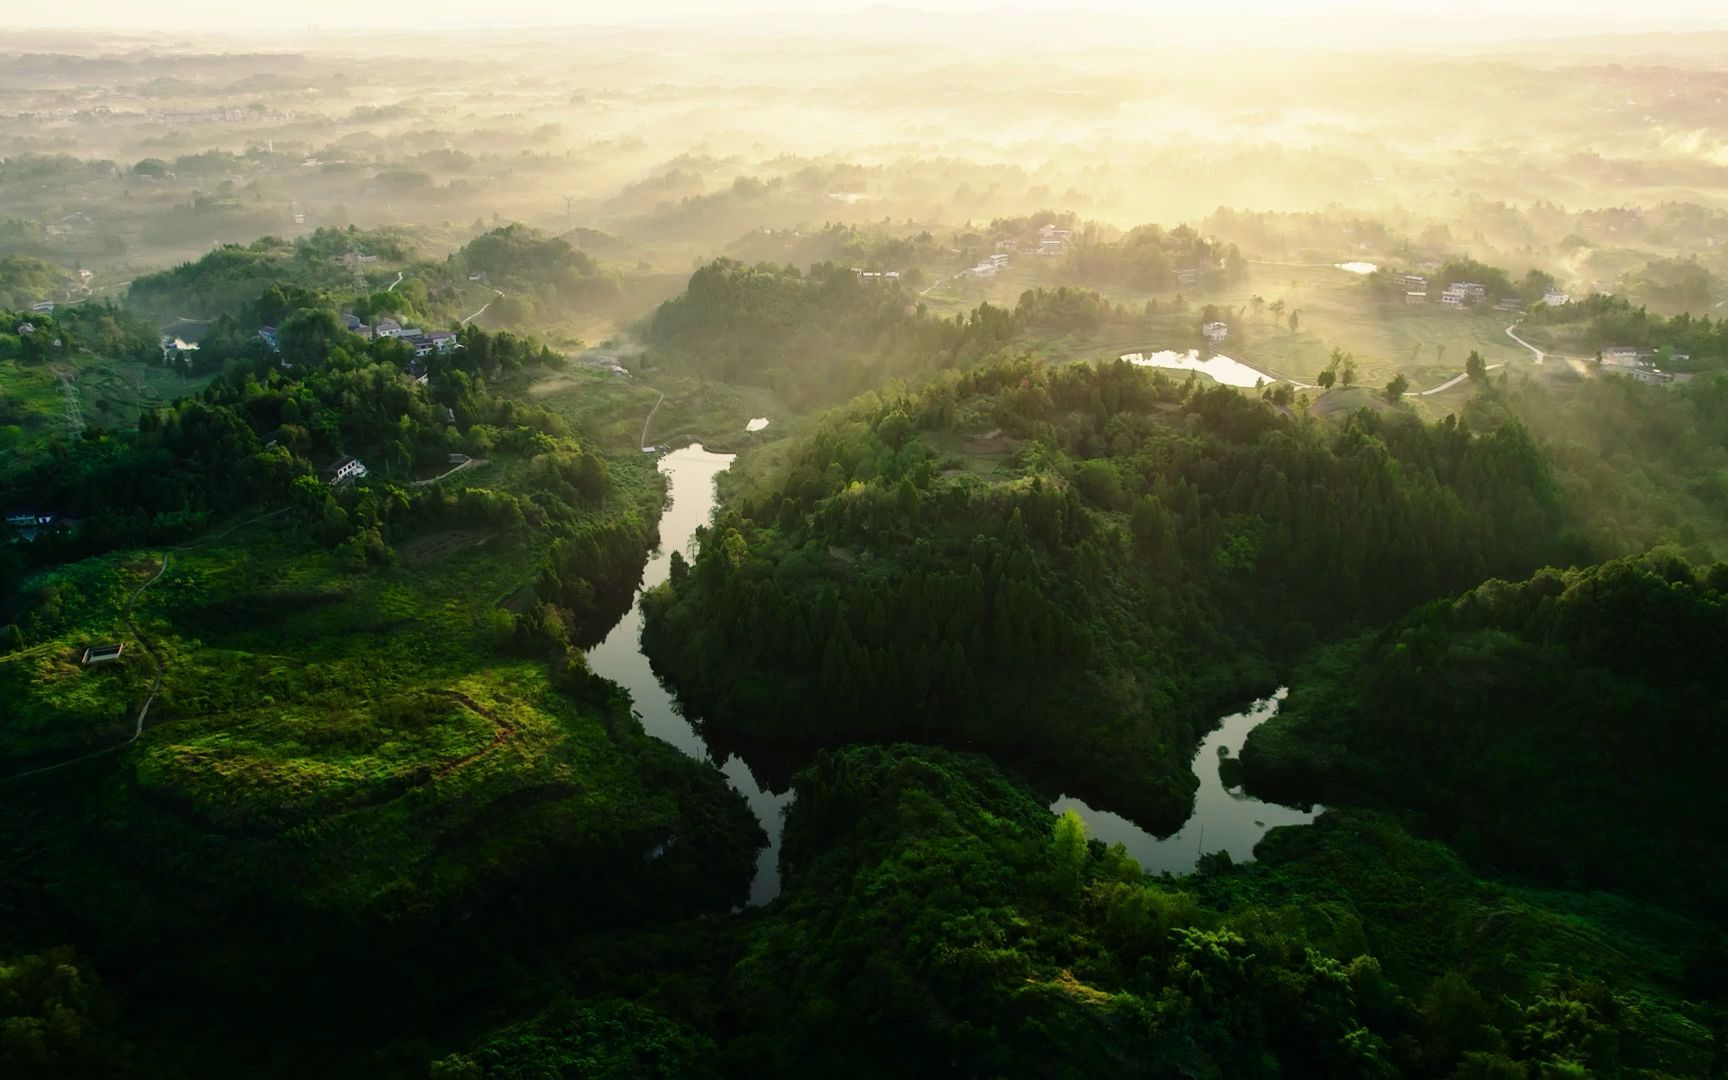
[
  {"xmin": 643, "ymin": 356, "xmax": 1577, "ymax": 827},
  {"xmin": 432, "ymin": 743, "xmax": 1719, "ymax": 1078},
  {"xmin": 1241, "ymin": 555, "xmax": 1728, "ymax": 917}
]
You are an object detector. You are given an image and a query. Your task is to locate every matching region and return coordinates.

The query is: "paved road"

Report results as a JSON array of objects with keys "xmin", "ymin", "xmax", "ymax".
[
  {"xmin": 1416, "ymin": 363, "xmax": 1504, "ymax": 396},
  {"xmin": 1505, "ymin": 322, "xmax": 1546, "ymax": 365},
  {"xmin": 461, "ymin": 287, "xmax": 505, "ymax": 326}
]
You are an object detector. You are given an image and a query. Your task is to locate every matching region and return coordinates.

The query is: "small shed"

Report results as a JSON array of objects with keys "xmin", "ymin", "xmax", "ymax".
[{"xmin": 82, "ymin": 643, "xmax": 124, "ymax": 665}]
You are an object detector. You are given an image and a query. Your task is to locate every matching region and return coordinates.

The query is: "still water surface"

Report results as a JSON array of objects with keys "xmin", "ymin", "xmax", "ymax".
[
  {"xmin": 1120, "ymin": 349, "xmax": 1276, "ymax": 389},
  {"xmin": 583, "ymin": 444, "xmax": 790, "ymax": 906},
  {"xmin": 1050, "ymin": 690, "xmax": 1319, "ymax": 874}
]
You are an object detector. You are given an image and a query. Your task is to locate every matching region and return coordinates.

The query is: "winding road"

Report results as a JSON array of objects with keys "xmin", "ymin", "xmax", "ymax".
[
  {"xmin": 461, "ymin": 287, "xmax": 505, "ymax": 326},
  {"xmin": 1505, "ymin": 322, "xmax": 1546, "ymax": 365},
  {"xmin": 1415, "ymin": 363, "xmax": 1503, "ymax": 396}
]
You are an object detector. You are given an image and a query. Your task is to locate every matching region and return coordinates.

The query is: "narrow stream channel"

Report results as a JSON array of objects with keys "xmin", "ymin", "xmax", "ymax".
[
  {"xmin": 586, "ymin": 444, "xmax": 1319, "ymax": 906},
  {"xmin": 1050, "ymin": 689, "xmax": 1320, "ymax": 874}
]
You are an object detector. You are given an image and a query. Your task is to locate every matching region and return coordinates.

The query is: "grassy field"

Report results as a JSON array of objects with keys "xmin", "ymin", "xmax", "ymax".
[
  {"xmin": 0, "ymin": 353, "xmax": 217, "ymax": 477},
  {"xmin": 0, "ymin": 450, "xmax": 760, "ymax": 938},
  {"xmin": 529, "ymin": 364, "xmax": 794, "ymax": 453}
]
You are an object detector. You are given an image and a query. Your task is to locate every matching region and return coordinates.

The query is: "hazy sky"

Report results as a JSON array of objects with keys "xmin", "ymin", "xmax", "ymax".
[{"xmin": 7, "ymin": 0, "xmax": 1726, "ymax": 32}]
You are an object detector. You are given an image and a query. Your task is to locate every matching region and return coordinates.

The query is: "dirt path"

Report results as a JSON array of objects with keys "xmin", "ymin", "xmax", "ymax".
[
  {"xmin": 408, "ymin": 457, "xmax": 487, "ymax": 489},
  {"xmin": 425, "ymin": 689, "xmax": 516, "ymax": 777},
  {"xmin": 51, "ymin": 365, "xmax": 84, "ymax": 439},
  {"xmin": 386, "ymin": 271, "xmax": 405, "ymax": 293},
  {"xmin": 640, "ymin": 390, "xmax": 666, "ymax": 450}
]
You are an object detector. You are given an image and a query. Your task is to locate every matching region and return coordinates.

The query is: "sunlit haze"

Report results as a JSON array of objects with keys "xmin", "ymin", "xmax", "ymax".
[{"xmin": 4, "ymin": 2, "xmax": 1728, "ymax": 1077}]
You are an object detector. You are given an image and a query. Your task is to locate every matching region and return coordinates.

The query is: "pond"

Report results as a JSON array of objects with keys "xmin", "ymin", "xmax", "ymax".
[
  {"xmin": 1120, "ymin": 349, "xmax": 1276, "ymax": 389},
  {"xmin": 1335, "ymin": 261, "xmax": 1378, "ymax": 274},
  {"xmin": 582, "ymin": 443, "xmax": 790, "ymax": 907},
  {"xmin": 1049, "ymin": 689, "xmax": 1319, "ymax": 874},
  {"xmin": 745, "ymin": 417, "xmax": 771, "ymax": 432}
]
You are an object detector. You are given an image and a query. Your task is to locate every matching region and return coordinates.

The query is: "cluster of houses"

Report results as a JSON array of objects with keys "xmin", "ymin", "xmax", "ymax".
[
  {"xmin": 991, "ymin": 223, "xmax": 1074, "ymax": 261},
  {"xmin": 1399, "ymin": 272, "xmax": 1573, "ymax": 312},
  {"xmin": 1600, "ymin": 346, "xmax": 1681, "ymax": 385},
  {"xmin": 257, "ymin": 316, "xmax": 460, "ymax": 364},
  {"xmin": 4, "ymin": 510, "xmax": 75, "ymax": 542}
]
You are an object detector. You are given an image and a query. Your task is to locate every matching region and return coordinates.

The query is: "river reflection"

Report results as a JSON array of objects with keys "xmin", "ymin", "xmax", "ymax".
[
  {"xmin": 1050, "ymin": 689, "xmax": 1320, "ymax": 875},
  {"xmin": 583, "ymin": 444, "xmax": 790, "ymax": 906}
]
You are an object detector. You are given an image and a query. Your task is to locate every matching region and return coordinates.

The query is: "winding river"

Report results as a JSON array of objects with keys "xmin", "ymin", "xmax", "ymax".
[
  {"xmin": 586, "ymin": 445, "xmax": 1318, "ymax": 906},
  {"xmin": 583, "ymin": 444, "xmax": 790, "ymax": 907},
  {"xmin": 1050, "ymin": 689, "xmax": 1319, "ymax": 874}
]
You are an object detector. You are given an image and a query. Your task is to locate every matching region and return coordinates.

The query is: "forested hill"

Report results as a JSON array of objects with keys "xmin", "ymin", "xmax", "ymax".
[
  {"xmin": 641, "ymin": 257, "xmax": 1217, "ymax": 408},
  {"xmin": 125, "ymin": 226, "xmax": 419, "ymax": 319},
  {"xmin": 123, "ymin": 223, "xmax": 625, "ymax": 331},
  {"xmin": 642, "ymin": 355, "xmax": 1576, "ymax": 828},
  {"xmin": 1242, "ymin": 554, "xmax": 1728, "ymax": 918}
]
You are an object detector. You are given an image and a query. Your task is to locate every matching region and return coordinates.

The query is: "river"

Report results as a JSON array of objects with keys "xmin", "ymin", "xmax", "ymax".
[
  {"xmin": 582, "ymin": 444, "xmax": 790, "ymax": 907},
  {"xmin": 586, "ymin": 445, "xmax": 1316, "ymax": 906},
  {"xmin": 1050, "ymin": 689, "xmax": 1319, "ymax": 874}
]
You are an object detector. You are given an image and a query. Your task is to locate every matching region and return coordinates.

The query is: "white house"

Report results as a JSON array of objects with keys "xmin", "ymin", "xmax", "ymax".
[
  {"xmin": 1404, "ymin": 291, "xmax": 1429, "ymax": 305},
  {"xmin": 1542, "ymin": 290, "xmax": 1571, "ymax": 306},
  {"xmin": 325, "ymin": 456, "xmax": 368, "ymax": 486},
  {"xmin": 1202, "ymin": 321, "xmax": 1228, "ymax": 344}
]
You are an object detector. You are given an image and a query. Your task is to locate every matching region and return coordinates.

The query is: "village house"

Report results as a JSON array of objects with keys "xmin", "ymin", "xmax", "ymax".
[
  {"xmin": 1202, "ymin": 321, "xmax": 1229, "ymax": 344},
  {"xmin": 160, "ymin": 336, "xmax": 200, "ymax": 363},
  {"xmin": 1397, "ymin": 273, "xmax": 1428, "ymax": 291},
  {"xmin": 1542, "ymin": 290, "xmax": 1571, "ymax": 306},
  {"xmin": 1602, "ymin": 346, "xmax": 1643, "ymax": 363},
  {"xmin": 1175, "ymin": 267, "xmax": 1199, "ymax": 286},
  {"xmin": 323, "ymin": 456, "xmax": 368, "ymax": 487},
  {"xmin": 257, "ymin": 326, "xmax": 280, "ymax": 351},
  {"xmin": 374, "ymin": 317, "xmax": 404, "ymax": 338},
  {"xmin": 1404, "ymin": 291, "xmax": 1429, "ymax": 305}
]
